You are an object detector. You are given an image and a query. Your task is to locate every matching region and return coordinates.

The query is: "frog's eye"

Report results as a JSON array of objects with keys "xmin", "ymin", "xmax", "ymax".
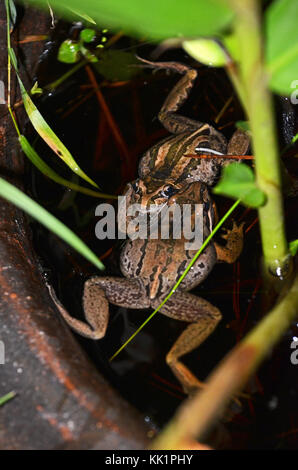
[{"xmin": 160, "ymin": 185, "xmax": 177, "ymax": 198}]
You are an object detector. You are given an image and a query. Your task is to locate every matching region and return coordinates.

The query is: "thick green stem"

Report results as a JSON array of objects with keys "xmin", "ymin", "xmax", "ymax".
[{"xmin": 229, "ymin": 0, "xmax": 289, "ymax": 275}]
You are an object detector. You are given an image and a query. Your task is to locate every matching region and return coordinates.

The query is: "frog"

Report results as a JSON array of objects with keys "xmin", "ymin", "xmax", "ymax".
[{"xmin": 48, "ymin": 59, "xmax": 250, "ymax": 395}]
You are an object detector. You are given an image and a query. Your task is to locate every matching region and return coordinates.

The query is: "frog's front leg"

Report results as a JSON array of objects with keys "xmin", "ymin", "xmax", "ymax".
[
  {"xmin": 227, "ymin": 129, "xmax": 250, "ymax": 157},
  {"xmin": 48, "ymin": 277, "xmax": 149, "ymax": 340},
  {"xmin": 153, "ymin": 292, "xmax": 222, "ymax": 395},
  {"xmin": 215, "ymin": 221, "xmax": 244, "ymax": 264},
  {"xmin": 138, "ymin": 57, "xmax": 204, "ymax": 134}
]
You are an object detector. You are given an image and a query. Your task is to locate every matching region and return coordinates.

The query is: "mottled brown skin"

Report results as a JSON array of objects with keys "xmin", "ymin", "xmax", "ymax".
[{"xmin": 49, "ymin": 60, "xmax": 249, "ymax": 395}]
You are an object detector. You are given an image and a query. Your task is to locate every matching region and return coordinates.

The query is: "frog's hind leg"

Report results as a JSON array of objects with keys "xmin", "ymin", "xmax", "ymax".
[
  {"xmin": 153, "ymin": 292, "xmax": 221, "ymax": 395},
  {"xmin": 48, "ymin": 277, "xmax": 149, "ymax": 340},
  {"xmin": 47, "ymin": 281, "xmax": 109, "ymax": 340}
]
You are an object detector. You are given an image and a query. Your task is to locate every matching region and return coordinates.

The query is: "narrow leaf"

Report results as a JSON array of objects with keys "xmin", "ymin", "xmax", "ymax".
[
  {"xmin": 0, "ymin": 177, "xmax": 104, "ymax": 271},
  {"xmin": 0, "ymin": 391, "xmax": 16, "ymax": 407},
  {"xmin": 8, "ymin": 0, "xmax": 17, "ymax": 30},
  {"xmin": 8, "ymin": 47, "xmax": 98, "ymax": 188},
  {"xmin": 65, "ymin": 6, "xmax": 96, "ymax": 24},
  {"xmin": 18, "ymin": 77, "xmax": 98, "ymax": 188},
  {"xmin": 19, "ymin": 135, "xmax": 117, "ymax": 199}
]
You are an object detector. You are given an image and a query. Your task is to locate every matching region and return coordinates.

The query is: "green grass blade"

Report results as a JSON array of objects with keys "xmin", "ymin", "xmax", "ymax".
[
  {"xmin": 0, "ymin": 391, "xmax": 16, "ymax": 407},
  {"xmin": 0, "ymin": 177, "xmax": 104, "ymax": 271},
  {"xmin": 5, "ymin": 1, "xmax": 98, "ymax": 189},
  {"xmin": 66, "ymin": 6, "xmax": 96, "ymax": 24},
  {"xmin": 19, "ymin": 135, "xmax": 117, "ymax": 200},
  {"xmin": 17, "ymin": 77, "xmax": 99, "ymax": 188}
]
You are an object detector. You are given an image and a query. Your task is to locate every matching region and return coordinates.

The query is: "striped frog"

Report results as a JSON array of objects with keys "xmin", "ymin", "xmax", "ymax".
[{"xmin": 49, "ymin": 60, "xmax": 249, "ymax": 395}]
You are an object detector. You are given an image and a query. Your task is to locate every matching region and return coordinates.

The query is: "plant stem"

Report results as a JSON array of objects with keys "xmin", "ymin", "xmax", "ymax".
[
  {"xmin": 150, "ymin": 273, "xmax": 298, "ymax": 449},
  {"xmin": 227, "ymin": 0, "xmax": 289, "ymax": 276},
  {"xmin": 0, "ymin": 391, "xmax": 16, "ymax": 407}
]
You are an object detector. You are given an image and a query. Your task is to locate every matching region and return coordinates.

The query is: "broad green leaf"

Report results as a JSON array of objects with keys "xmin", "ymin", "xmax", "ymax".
[
  {"xmin": 95, "ymin": 50, "xmax": 140, "ymax": 81},
  {"xmin": 0, "ymin": 391, "xmax": 16, "ymax": 407},
  {"xmin": 58, "ymin": 39, "xmax": 80, "ymax": 63},
  {"xmin": 289, "ymin": 240, "xmax": 298, "ymax": 256},
  {"xmin": 19, "ymin": 135, "xmax": 117, "ymax": 199},
  {"xmin": 213, "ymin": 163, "xmax": 266, "ymax": 207},
  {"xmin": 80, "ymin": 28, "xmax": 96, "ymax": 43},
  {"xmin": 17, "ymin": 76, "xmax": 98, "ymax": 188},
  {"xmin": 266, "ymin": 0, "xmax": 298, "ymax": 95},
  {"xmin": 183, "ymin": 39, "xmax": 228, "ymax": 67},
  {"xmin": 24, "ymin": 0, "xmax": 234, "ymax": 40},
  {"xmin": 0, "ymin": 177, "xmax": 104, "ymax": 271}
]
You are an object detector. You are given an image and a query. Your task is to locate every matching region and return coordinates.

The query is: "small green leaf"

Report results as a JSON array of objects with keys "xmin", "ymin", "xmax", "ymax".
[
  {"xmin": 0, "ymin": 177, "xmax": 104, "ymax": 271},
  {"xmin": 30, "ymin": 81, "xmax": 43, "ymax": 95},
  {"xmin": 292, "ymin": 133, "xmax": 298, "ymax": 144},
  {"xmin": 80, "ymin": 28, "xmax": 96, "ymax": 43},
  {"xmin": 0, "ymin": 391, "xmax": 16, "ymax": 407},
  {"xmin": 289, "ymin": 240, "xmax": 298, "ymax": 256},
  {"xmin": 95, "ymin": 50, "xmax": 140, "ymax": 81},
  {"xmin": 236, "ymin": 121, "xmax": 251, "ymax": 133},
  {"xmin": 266, "ymin": 0, "xmax": 298, "ymax": 95},
  {"xmin": 213, "ymin": 163, "xmax": 266, "ymax": 207},
  {"xmin": 58, "ymin": 39, "xmax": 80, "ymax": 63},
  {"xmin": 183, "ymin": 38, "xmax": 228, "ymax": 67}
]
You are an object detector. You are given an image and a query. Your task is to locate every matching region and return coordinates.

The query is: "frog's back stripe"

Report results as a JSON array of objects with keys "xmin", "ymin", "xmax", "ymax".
[{"xmin": 152, "ymin": 124, "xmax": 211, "ymax": 181}]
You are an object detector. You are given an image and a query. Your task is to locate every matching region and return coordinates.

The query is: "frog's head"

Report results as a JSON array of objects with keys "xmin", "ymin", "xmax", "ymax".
[
  {"xmin": 123, "ymin": 178, "xmax": 214, "ymax": 239},
  {"xmin": 128, "ymin": 177, "xmax": 183, "ymax": 209}
]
